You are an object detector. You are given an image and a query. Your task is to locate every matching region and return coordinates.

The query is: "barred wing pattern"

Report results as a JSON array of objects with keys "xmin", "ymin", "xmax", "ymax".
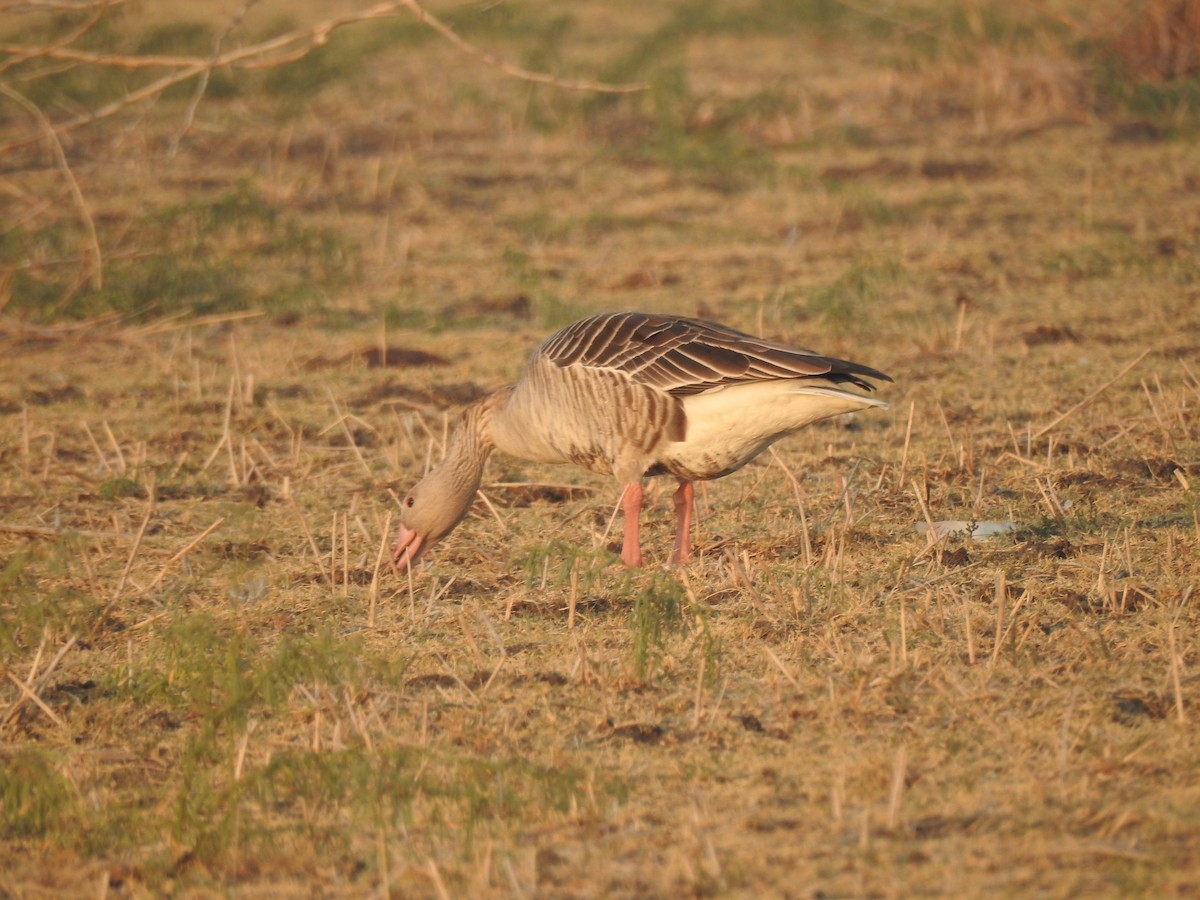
[{"xmin": 538, "ymin": 312, "xmax": 891, "ymax": 397}]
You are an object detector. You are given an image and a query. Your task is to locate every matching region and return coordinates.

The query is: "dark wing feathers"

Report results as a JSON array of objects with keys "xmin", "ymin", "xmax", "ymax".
[{"xmin": 539, "ymin": 312, "xmax": 892, "ymax": 397}]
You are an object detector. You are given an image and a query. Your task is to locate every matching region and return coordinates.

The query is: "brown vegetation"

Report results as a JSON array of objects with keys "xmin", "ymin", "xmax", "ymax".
[{"xmin": 2, "ymin": 0, "xmax": 1199, "ymax": 895}]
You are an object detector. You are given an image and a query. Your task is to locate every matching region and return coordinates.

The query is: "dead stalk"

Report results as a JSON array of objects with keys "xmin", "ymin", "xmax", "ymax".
[
  {"xmin": 111, "ymin": 498, "xmax": 154, "ymax": 603},
  {"xmin": 0, "ymin": 83, "xmax": 102, "ymax": 291},
  {"xmin": 728, "ymin": 550, "xmax": 773, "ymax": 619},
  {"xmin": 396, "ymin": 0, "xmax": 646, "ymax": 94},
  {"xmin": 1033, "ymin": 349, "xmax": 1150, "ymax": 440},
  {"xmin": 910, "ymin": 477, "xmax": 938, "ymax": 548},
  {"xmin": 343, "ymin": 511, "xmax": 351, "ymax": 595},
  {"xmin": 5, "ymin": 671, "xmax": 66, "ymax": 728},
  {"xmin": 567, "ymin": 559, "xmax": 579, "ymax": 630},
  {"xmin": 327, "ymin": 389, "xmax": 374, "ymax": 478},
  {"xmin": 475, "ymin": 489, "xmax": 508, "ymax": 532},
  {"xmin": 101, "ymin": 420, "xmax": 126, "ymax": 474},
  {"xmin": 1036, "ymin": 477, "xmax": 1069, "ymax": 532},
  {"xmin": 964, "ymin": 600, "xmax": 976, "ymax": 665},
  {"xmin": 140, "ymin": 518, "xmax": 225, "ymax": 595},
  {"xmin": 290, "ymin": 498, "xmax": 331, "ymax": 588},
  {"xmin": 953, "ymin": 297, "xmax": 968, "ymax": 352},
  {"xmin": 898, "ymin": 400, "xmax": 915, "ymax": 489},
  {"xmin": 1169, "ymin": 616, "xmax": 1187, "ymax": 724},
  {"xmin": 3, "ymin": 635, "xmax": 77, "ymax": 726},
  {"xmin": 769, "ymin": 448, "xmax": 814, "ymax": 566},
  {"xmin": 763, "ymin": 645, "xmax": 801, "ymax": 691},
  {"xmin": 887, "ymin": 744, "xmax": 908, "ymax": 831},
  {"xmin": 990, "ymin": 571, "xmax": 1006, "ymax": 669},
  {"xmin": 368, "ymin": 511, "xmax": 392, "ymax": 628}
]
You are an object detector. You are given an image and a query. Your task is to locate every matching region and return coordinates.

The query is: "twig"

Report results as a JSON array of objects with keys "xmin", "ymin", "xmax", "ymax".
[
  {"xmin": 0, "ymin": 521, "xmax": 113, "ymax": 538},
  {"xmin": 1169, "ymin": 616, "xmax": 1187, "ymax": 724},
  {"xmin": 568, "ymin": 559, "xmax": 579, "ymax": 630},
  {"xmin": 474, "ymin": 489, "xmax": 507, "ymax": 533},
  {"xmin": 0, "ymin": 312, "xmax": 114, "ymax": 343},
  {"xmin": 0, "ymin": 84, "xmax": 102, "ymax": 292},
  {"xmin": 290, "ymin": 498, "xmax": 332, "ymax": 588},
  {"xmin": 725, "ymin": 550, "xmax": 774, "ymax": 620},
  {"xmin": 910, "ymin": 478, "xmax": 938, "ymax": 547},
  {"xmin": 5, "ymin": 671, "xmax": 66, "ymax": 729},
  {"xmin": 691, "ymin": 651, "xmax": 708, "ymax": 730},
  {"xmin": 763, "ymin": 645, "xmax": 801, "ymax": 690},
  {"xmin": 1033, "ymin": 349, "xmax": 1151, "ymax": 439},
  {"xmin": 886, "ymin": 744, "xmax": 908, "ymax": 830},
  {"xmin": 0, "ymin": 0, "xmax": 647, "ymax": 154},
  {"xmin": 897, "ymin": 400, "xmax": 915, "ymax": 489},
  {"xmin": 368, "ymin": 512, "xmax": 393, "ymax": 628},
  {"xmin": 398, "ymin": 0, "xmax": 647, "ymax": 94},
  {"xmin": 326, "ymin": 390, "xmax": 374, "ymax": 478},
  {"xmin": 1036, "ymin": 477, "xmax": 1069, "ymax": 532},
  {"xmin": 767, "ymin": 449, "xmax": 817, "ymax": 566},
  {"xmin": 124, "ymin": 309, "xmax": 265, "ymax": 338},
  {"xmin": 425, "ymin": 857, "xmax": 452, "ymax": 900},
  {"xmin": 0, "ymin": 0, "xmax": 112, "ymax": 78},
  {"xmin": 86, "ymin": 500, "xmax": 156, "ymax": 641},
  {"xmin": 139, "ymin": 518, "xmax": 225, "ymax": 594},
  {"xmin": 171, "ymin": 0, "xmax": 262, "ymax": 155},
  {"xmin": 0, "ymin": 309, "xmax": 267, "ymax": 346},
  {"xmin": 999, "ymin": 450, "xmax": 1051, "ymax": 471},
  {"xmin": 489, "ymin": 481, "xmax": 597, "ymax": 493},
  {"xmin": 3, "ymin": 635, "xmax": 77, "ymax": 726}
]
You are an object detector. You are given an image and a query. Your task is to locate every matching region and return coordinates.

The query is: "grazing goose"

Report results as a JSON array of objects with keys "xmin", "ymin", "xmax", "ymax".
[{"xmin": 393, "ymin": 311, "xmax": 891, "ymax": 570}]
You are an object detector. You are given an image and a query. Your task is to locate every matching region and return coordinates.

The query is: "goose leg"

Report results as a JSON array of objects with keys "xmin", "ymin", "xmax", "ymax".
[
  {"xmin": 670, "ymin": 479, "xmax": 694, "ymax": 564},
  {"xmin": 619, "ymin": 482, "xmax": 644, "ymax": 567}
]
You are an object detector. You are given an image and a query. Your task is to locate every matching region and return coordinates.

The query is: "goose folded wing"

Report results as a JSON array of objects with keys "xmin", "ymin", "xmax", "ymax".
[{"xmin": 540, "ymin": 312, "xmax": 892, "ymax": 397}]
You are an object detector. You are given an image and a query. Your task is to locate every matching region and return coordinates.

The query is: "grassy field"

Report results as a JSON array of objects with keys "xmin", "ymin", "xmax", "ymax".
[{"xmin": 3, "ymin": 0, "xmax": 1200, "ymax": 895}]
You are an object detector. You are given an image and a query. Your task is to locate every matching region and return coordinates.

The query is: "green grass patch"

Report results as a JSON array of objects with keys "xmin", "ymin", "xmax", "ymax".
[
  {"xmin": 3, "ymin": 182, "xmax": 353, "ymax": 322},
  {"xmin": 0, "ymin": 748, "xmax": 80, "ymax": 838},
  {"xmin": 806, "ymin": 257, "xmax": 906, "ymax": 337},
  {"xmin": 629, "ymin": 573, "xmax": 686, "ymax": 682},
  {"xmin": 119, "ymin": 615, "xmax": 364, "ymax": 725},
  {"xmin": 0, "ymin": 541, "xmax": 101, "ymax": 654}
]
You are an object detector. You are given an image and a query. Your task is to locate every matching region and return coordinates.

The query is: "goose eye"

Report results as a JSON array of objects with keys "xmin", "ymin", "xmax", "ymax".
[{"xmin": 404, "ymin": 495, "xmax": 415, "ymax": 508}]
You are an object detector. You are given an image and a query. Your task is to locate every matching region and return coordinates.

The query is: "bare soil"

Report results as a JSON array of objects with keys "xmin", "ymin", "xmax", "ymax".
[{"xmin": 2, "ymin": 1, "xmax": 1199, "ymax": 896}]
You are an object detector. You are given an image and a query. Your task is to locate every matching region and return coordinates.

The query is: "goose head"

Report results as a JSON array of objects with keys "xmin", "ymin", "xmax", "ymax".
[{"xmin": 392, "ymin": 461, "xmax": 483, "ymax": 571}]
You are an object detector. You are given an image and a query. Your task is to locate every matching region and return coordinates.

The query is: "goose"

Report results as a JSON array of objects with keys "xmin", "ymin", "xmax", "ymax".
[{"xmin": 392, "ymin": 311, "xmax": 891, "ymax": 570}]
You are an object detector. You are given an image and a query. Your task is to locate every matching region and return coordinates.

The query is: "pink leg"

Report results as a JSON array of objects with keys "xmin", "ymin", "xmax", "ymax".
[
  {"xmin": 670, "ymin": 480, "xmax": 694, "ymax": 564},
  {"xmin": 619, "ymin": 482, "xmax": 644, "ymax": 567}
]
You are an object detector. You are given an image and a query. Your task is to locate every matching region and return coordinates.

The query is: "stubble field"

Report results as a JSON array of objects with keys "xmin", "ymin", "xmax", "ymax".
[{"xmin": 2, "ymin": 1, "xmax": 1199, "ymax": 895}]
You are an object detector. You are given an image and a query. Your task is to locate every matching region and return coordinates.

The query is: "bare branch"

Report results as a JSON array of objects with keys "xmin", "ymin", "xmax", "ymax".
[
  {"xmin": 0, "ymin": 0, "xmax": 111, "ymax": 77},
  {"xmin": 0, "ymin": 45, "xmax": 208, "ymax": 70},
  {"xmin": 0, "ymin": 0, "xmax": 647, "ymax": 154},
  {"xmin": 0, "ymin": 83, "xmax": 102, "ymax": 292},
  {"xmin": 0, "ymin": 0, "xmax": 124, "ymax": 12},
  {"xmin": 398, "ymin": 0, "xmax": 648, "ymax": 94},
  {"xmin": 170, "ymin": 0, "xmax": 263, "ymax": 155}
]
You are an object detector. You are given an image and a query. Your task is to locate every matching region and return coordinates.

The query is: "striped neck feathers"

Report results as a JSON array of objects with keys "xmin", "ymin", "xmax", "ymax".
[
  {"xmin": 429, "ymin": 388, "xmax": 514, "ymax": 498},
  {"xmin": 397, "ymin": 388, "xmax": 512, "ymax": 547}
]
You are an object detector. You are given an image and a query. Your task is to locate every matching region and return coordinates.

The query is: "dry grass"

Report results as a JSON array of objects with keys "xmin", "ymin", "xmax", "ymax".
[
  {"xmin": 2, "ymin": 0, "xmax": 1200, "ymax": 896},
  {"xmin": 1112, "ymin": 0, "xmax": 1200, "ymax": 81}
]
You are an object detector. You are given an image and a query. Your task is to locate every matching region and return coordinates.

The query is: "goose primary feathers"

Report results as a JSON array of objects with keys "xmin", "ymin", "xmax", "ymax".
[{"xmin": 393, "ymin": 312, "xmax": 892, "ymax": 570}]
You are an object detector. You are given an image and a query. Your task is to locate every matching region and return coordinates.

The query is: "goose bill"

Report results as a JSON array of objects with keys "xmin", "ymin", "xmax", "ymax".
[{"xmin": 392, "ymin": 525, "xmax": 426, "ymax": 570}]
